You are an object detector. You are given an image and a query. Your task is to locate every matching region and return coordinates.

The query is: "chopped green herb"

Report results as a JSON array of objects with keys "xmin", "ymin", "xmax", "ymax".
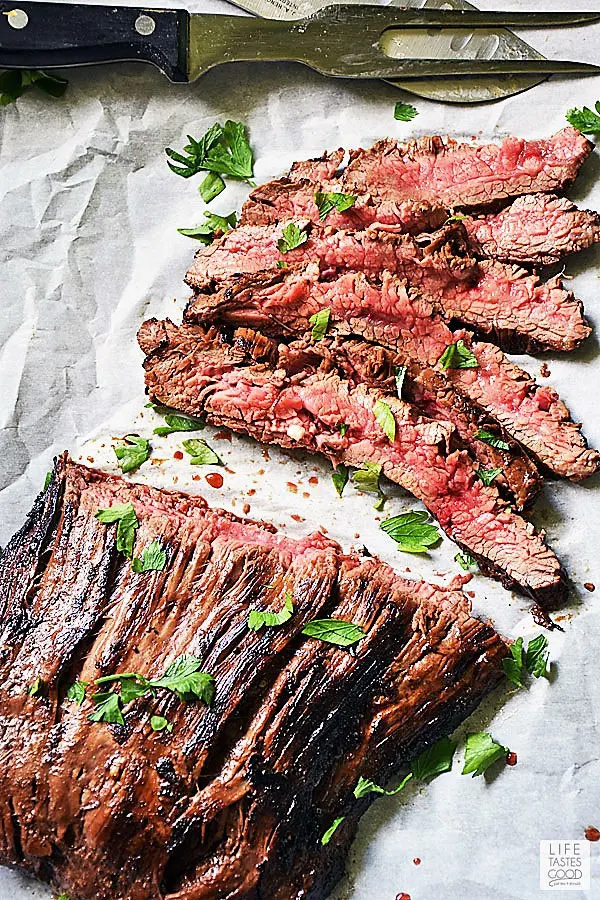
[
  {"xmin": 276, "ymin": 260, "xmax": 288, "ymax": 270},
  {"xmin": 525, "ymin": 634, "xmax": 549, "ymax": 678},
  {"xmin": 445, "ymin": 213, "xmax": 468, "ymax": 224},
  {"xmin": 302, "ymin": 618, "xmax": 365, "ymax": 647},
  {"xmin": 474, "ymin": 429, "xmax": 510, "ymax": 451},
  {"xmin": 182, "ymin": 438, "xmax": 222, "ymax": 466},
  {"xmin": 113, "ymin": 435, "xmax": 151, "ymax": 474},
  {"xmin": 166, "ymin": 120, "xmax": 254, "ymax": 182},
  {"xmin": 411, "ymin": 736, "xmax": 456, "ymax": 781},
  {"xmin": 566, "ymin": 102, "xmax": 600, "ymax": 134},
  {"xmin": 332, "ymin": 463, "xmax": 349, "ymax": 497},
  {"xmin": 351, "ymin": 462, "xmax": 386, "ymax": 510},
  {"xmin": 337, "ymin": 423, "xmax": 349, "ymax": 438},
  {"xmin": 132, "ymin": 539, "xmax": 167, "ymax": 574},
  {"xmin": 438, "ymin": 340, "xmax": 479, "ymax": 370},
  {"xmin": 152, "ymin": 407, "xmax": 205, "ymax": 436},
  {"xmin": 199, "ymin": 171, "xmax": 225, "ymax": 203},
  {"xmin": 314, "ymin": 190, "xmax": 357, "ymax": 221},
  {"xmin": 56, "ymin": 893, "xmax": 71, "ymax": 900},
  {"xmin": 455, "ymin": 551, "xmax": 478, "ymax": 571},
  {"xmin": 373, "ymin": 398, "xmax": 396, "ymax": 442},
  {"xmin": 28, "ymin": 677, "xmax": 42, "ymax": 697},
  {"xmin": 394, "ymin": 101, "xmax": 418, "ymax": 122},
  {"xmin": 462, "ymin": 732, "xmax": 508, "ymax": 777},
  {"xmin": 321, "ymin": 816, "xmax": 345, "ymax": 845},
  {"xmin": 66, "ymin": 681, "xmax": 87, "ymax": 705},
  {"xmin": 150, "ymin": 715, "xmax": 173, "ymax": 733},
  {"xmin": 308, "ymin": 307, "xmax": 331, "ymax": 341},
  {"xmin": 476, "ymin": 467, "xmax": 503, "ymax": 486},
  {"xmin": 178, "ymin": 210, "xmax": 237, "ymax": 243},
  {"xmin": 380, "ymin": 510, "xmax": 441, "ymax": 554},
  {"xmin": 88, "ymin": 692, "xmax": 124, "ymax": 726},
  {"xmin": 395, "ymin": 365, "xmax": 407, "ymax": 399},
  {"xmin": 354, "ymin": 772, "xmax": 413, "ymax": 800},
  {"xmin": 248, "ymin": 592, "xmax": 294, "ymax": 632},
  {"xmin": 277, "ymin": 222, "xmax": 308, "ymax": 254},
  {"xmin": 43, "ymin": 471, "xmax": 52, "ymax": 491},
  {"xmin": 151, "ymin": 654, "xmax": 216, "ymax": 705},
  {"xmin": 0, "ymin": 69, "xmax": 68, "ymax": 106},
  {"xmin": 502, "ymin": 637, "xmax": 525, "ymax": 688},
  {"xmin": 95, "ymin": 502, "xmax": 139, "ymax": 559}
]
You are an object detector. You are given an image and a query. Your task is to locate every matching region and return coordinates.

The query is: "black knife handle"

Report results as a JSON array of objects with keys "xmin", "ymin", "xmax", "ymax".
[{"xmin": 0, "ymin": 2, "xmax": 189, "ymax": 82}]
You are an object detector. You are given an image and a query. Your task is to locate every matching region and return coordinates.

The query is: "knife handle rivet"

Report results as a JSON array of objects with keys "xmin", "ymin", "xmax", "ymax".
[
  {"xmin": 6, "ymin": 8, "xmax": 28, "ymax": 29},
  {"xmin": 135, "ymin": 14, "xmax": 156, "ymax": 36}
]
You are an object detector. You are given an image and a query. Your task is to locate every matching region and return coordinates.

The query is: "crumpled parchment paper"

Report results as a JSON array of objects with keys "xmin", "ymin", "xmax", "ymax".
[{"xmin": 1, "ymin": 1, "xmax": 600, "ymax": 897}]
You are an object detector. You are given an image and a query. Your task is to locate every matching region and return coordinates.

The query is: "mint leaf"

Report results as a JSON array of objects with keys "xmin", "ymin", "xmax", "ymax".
[
  {"xmin": 199, "ymin": 171, "xmax": 225, "ymax": 202},
  {"xmin": 308, "ymin": 307, "xmax": 331, "ymax": 341},
  {"xmin": 88, "ymin": 692, "xmax": 124, "ymax": 726},
  {"xmin": 321, "ymin": 816, "xmax": 345, "ymax": 845},
  {"xmin": 380, "ymin": 510, "xmax": 441, "ymax": 553},
  {"xmin": 66, "ymin": 681, "xmax": 87, "ymax": 705},
  {"xmin": 525, "ymin": 634, "xmax": 549, "ymax": 678},
  {"xmin": 332, "ymin": 463, "xmax": 348, "ymax": 497},
  {"xmin": 351, "ymin": 462, "xmax": 386, "ymax": 510},
  {"xmin": 395, "ymin": 365, "xmax": 407, "ymax": 399},
  {"xmin": 462, "ymin": 732, "xmax": 508, "ymax": 777},
  {"xmin": 132, "ymin": 539, "xmax": 167, "ymax": 574},
  {"xmin": 113, "ymin": 435, "xmax": 150, "ymax": 474},
  {"xmin": 95, "ymin": 502, "xmax": 139, "ymax": 558},
  {"xmin": 278, "ymin": 222, "xmax": 308, "ymax": 254},
  {"xmin": 566, "ymin": 101, "xmax": 600, "ymax": 134},
  {"xmin": 178, "ymin": 210, "xmax": 237, "ymax": 243},
  {"xmin": 248, "ymin": 592, "xmax": 294, "ymax": 631},
  {"xmin": 474, "ymin": 429, "xmax": 510, "ymax": 451},
  {"xmin": 301, "ymin": 618, "xmax": 365, "ymax": 647},
  {"xmin": 476, "ymin": 467, "xmax": 503, "ymax": 486},
  {"xmin": 373, "ymin": 398, "xmax": 396, "ymax": 442},
  {"xmin": 394, "ymin": 101, "xmax": 418, "ymax": 122},
  {"xmin": 314, "ymin": 190, "xmax": 357, "ymax": 221},
  {"xmin": 411, "ymin": 736, "xmax": 456, "ymax": 781},
  {"xmin": 438, "ymin": 340, "xmax": 479, "ymax": 370},
  {"xmin": 182, "ymin": 438, "xmax": 222, "ymax": 466}
]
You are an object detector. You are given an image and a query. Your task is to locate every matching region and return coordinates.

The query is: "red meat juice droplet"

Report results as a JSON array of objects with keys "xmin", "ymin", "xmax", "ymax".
[
  {"xmin": 396, "ymin": 894, "xmax": 411, "ymax": 900},
  {"xmin": 506, "ymin": 751, "xmax": 518, "ymax": 766},
  {"xmin": 585, "ymin": 826, "xmax": 600, "ymax": 842},
  {"xmin": 206, "ymin": 473, "xmax": 224, "ymax": 489},
  {"xmin": 173, "ymin": 451, "xmax": 183, "ymax": 460},
  {"xmin": 413, "ymin": 857, "xmax": 421, "ymax": 865}
]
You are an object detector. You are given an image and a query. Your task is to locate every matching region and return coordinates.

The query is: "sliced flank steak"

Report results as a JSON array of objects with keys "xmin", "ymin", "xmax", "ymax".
[
  {"xmin": 0, "ymin": 455, "xmax": 508, "ymax": 900},
  {"xmin": 185, "ymin": 222, "xmax": 590, "ymax": 353},
  {"xmin": 185, "ymin": 266, "xmax": 600, "ymax": 482},
  {"xmin": 139, "ymin": 318, "xmax": 567, "ymax": 606},
  {"xmin": 341, "ymin": 127, "xmax": 593, "ymax": 208},
  {"xmin": 288, "ymin": 147, "xmax": 345, "ymax": 182}
]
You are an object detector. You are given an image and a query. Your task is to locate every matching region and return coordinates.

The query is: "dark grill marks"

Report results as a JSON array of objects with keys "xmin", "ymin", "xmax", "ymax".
[{"xmin": 0, "ymin": 458, "xmax": 507, "ymax": 900}]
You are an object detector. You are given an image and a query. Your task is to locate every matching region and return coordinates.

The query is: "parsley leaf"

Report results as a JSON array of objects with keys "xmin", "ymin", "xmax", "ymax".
[
  {"xmin": 152, "ymin": 407, "xmax": 205, "ymax": 436},
  {"xmin": 178, "ymin": 210, "xmax": 237, "ymax": 243},
  {"xmin": 95, "ymin": 502, "xmax": 139, "ymax": 558},
  {"xmin": 321, "ymin": 816, "xmax": 345, "ymax": 845},
  {"xmin": 43, "ymin": 471, "xmax": 52, "ymax": 491},
  {"xmin": 166, "ymin": 123, "xmax": 223, "ymax": 178},
  {"xmin": 476, "ymin": 467, "xmax": 503, "ymax": 486},
  {"xmin": 66, "ymin": 681, "xmax": 87, "ymax": 705},
  {"xmin": 0, "ymin": 69, "xmax": 68, "ymax": 106},
  {"xmin": 302, "ymin": 618, "xmax": 365, "ymax": 647},
  {"xmin": 204, "ymin": 120, "xmax": 255, "ymax": 181},
  {"xmin": 338, "ymin": 423, "xmax": 349, "ymax": 438},
  {"xmin": 199, "ymin": 171, "xmax": 225, "ymax": 203},
  {"xmin": 182, "ymin": 438, "xmax": 222, "ymax": 466},
  {"xmin": 438, "ymin": 340, "xmax": 479, "ymax": 370},
  {"xmin": 566, "ymin": 101, "xmax": 600, "ymax": 134},
  {"xmin": 380, "ymin": 510, "xmax": 441, "ymax": 553},
  {"xmin": 352, "ymin": 462, "xmax": 386, "ymax": 510},
  {"xmin": 248, "ymin": 592, "xmax": 294, "ymax": 631},
  {"xmin": 332, "ymin": 463, "xmax": 348, "ymax": 497},
  {"xmin": 28, "ymin": 677, "xmax": 43, "ymax": 698},
  {"xmin": 88, "ymin": 692, "xmax": 124, "ymax": 726},
  {"xmin": 502, "ymin": 637, "xmax": 525, "ymax": 687},
  {"xmin": 132, "ymin": 539, "xmax": 167, "ymax": 574},
  {"xmin": 151, "ymin": 655, "xmax": 216, "ymax": 704},
  {"xmin": 462, "ymin": 732, "xmax": 508, "ymax": 777},
  {"xmin": 150, "ymin": 715, "xmax": 173, "ymax": 733},
  {"xmin": 354, "ymin": 772, "xmax": 412, "ymax": 799},
  {"xmin": 455, "ymin": 551, "xmax": 478, "ymax": 571},
  {"xmin": 395, "ymin": 365, "xmax": 407, "ymax": 399},
  {"xmin": 411, "ymin": 736, "xmax": 456, "ymax": 781},
  {"xmin": 474, "ymin": 429, "xmax": 510, "ymax": 451},
  {"xmin": 373, "ymin": 398, "xmax": 396, "ymax": 442},
  {"xmin": 113, "ymin": 435, "xmax": 151, "ymax": 474},
  {"xmin": 525, "ymin": 634, "xmax": 549, "ymax": 678},
  {"xmin": 394, "ymin": 101, "xmax": 419, "ymax": 122},
  {"xmin": 314, "ymin": 190, "xmax": 357, "ymax": 221},
  {"xmin": 308, "ymin": 307, "xmax": 331, "ymax": 341},
  {"xmin": 278, "ymin": 222, "xmax": 308, "ymax": 254}
]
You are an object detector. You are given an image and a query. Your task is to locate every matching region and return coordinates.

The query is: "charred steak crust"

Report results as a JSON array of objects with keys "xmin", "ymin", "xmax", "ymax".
[{"xmin": 0, "ymin": 456, "xmax": 507, "ymax": 900}]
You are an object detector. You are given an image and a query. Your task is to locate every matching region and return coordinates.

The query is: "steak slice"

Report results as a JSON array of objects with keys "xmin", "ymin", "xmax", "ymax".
[
  {"xmin": 288, "ymin": 147, "xmax": 345, "ymax": 181},
  {"xmin": 0, "ymin": 456, "xmax": 507, "ymax": 900},
  {"xmin": 463, "ymin": 194, "xmax": 600, "ymax": 265},
  {"xmin": 139, "ymin": 319, "xmax": 567, "ymax": 606},
  {"xmin": 184, "ymin": 267, "xmax": 599, "ymax": 482},
  {"xmin": 341, "ymin": 127, "xmax": 593, "ymax": 208},
  {"xmin": 185, "ymin": 222, "xmax": 590, "ymax": 353}
]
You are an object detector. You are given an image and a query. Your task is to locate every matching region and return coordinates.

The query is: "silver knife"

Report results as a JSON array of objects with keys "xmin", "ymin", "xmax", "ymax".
[{"xmin": 1, "ymin": 3, "xmax": 599, "ymax": 86}]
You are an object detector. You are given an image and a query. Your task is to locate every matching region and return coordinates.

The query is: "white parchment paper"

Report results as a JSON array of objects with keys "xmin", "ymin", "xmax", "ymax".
[{"xmin": 1, "ymin": 1, "xmax": 600, "ymax": 897}]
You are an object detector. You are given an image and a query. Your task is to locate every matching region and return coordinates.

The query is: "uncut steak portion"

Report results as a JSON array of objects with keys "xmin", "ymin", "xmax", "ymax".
[
  {"xmin": 139, "ymin": 319, "xmax": 567, "ymax": 605},
  {"xmin": 185, "ymin": 267, "xmax": 600, "ymax": 482},
  {"xmin": 0, "ymin": 457, "xmax": 507, "ymax": 900},
  {"xmin": 185, "ymin": 222, "xmax": 590, "ymax": 353},
  {"xmin": 341, "ymin": 127, "xmax": 593, "ymax": 208}
]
